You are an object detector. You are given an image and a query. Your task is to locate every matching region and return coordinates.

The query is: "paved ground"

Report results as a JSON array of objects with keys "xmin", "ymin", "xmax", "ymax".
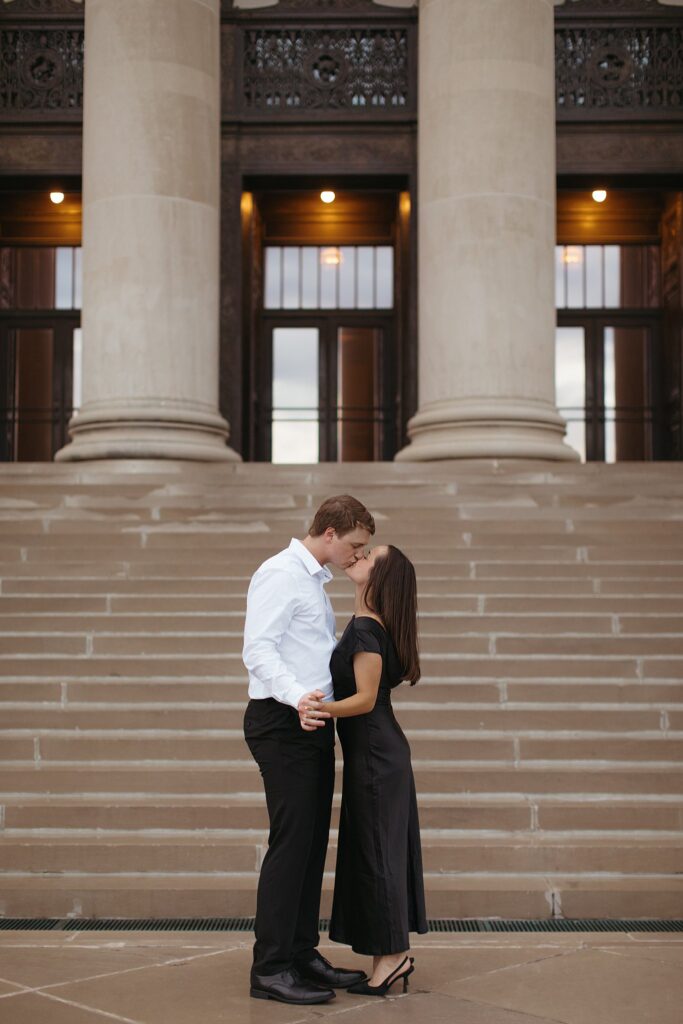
[{"xmin": 0, "ymin": 929, "xmax": 681, "ymax": 1023}]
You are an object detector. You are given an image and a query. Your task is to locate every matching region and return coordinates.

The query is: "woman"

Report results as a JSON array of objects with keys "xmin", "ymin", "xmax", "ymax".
[{"xmin": 305, "ymin": 544, "xmax": 427, "ymax": 996}]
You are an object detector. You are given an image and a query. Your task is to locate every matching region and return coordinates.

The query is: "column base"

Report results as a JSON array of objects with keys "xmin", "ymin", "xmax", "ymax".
[
  {"xmin": 395, "ymin": 397, "xmax": 580, "ymax": 462},
  {"xmin": 55, "ymin": 401, "xmax": 240, "ymax": 463}
]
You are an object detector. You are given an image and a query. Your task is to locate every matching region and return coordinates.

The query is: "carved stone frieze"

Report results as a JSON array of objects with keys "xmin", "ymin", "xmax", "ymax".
[
  {"xmin": 0, "ymin": 27, "xmax": 84, "ymax": 117},
  {"xmin": 556, "ymin": 124, "xmax": 683, "ymax": 171},
  {"xmin": 225, "ymin": 126, "xmax": 414, "ymax": 170},
  {"xmin": 241, "ymin": 26, "xmax": 411, "ymax": 113}
]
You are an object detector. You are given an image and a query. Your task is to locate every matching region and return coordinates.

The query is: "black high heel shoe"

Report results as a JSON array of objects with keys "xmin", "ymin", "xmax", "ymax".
[{"xmin": 347, "ymin": 956, "xmax": 414, "ymax": 997}]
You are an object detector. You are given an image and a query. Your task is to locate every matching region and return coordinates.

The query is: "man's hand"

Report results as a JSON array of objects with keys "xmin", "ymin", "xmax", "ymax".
[{"xmin": 298, "ymin": 690, "xmax": 331, "ymax": 731}]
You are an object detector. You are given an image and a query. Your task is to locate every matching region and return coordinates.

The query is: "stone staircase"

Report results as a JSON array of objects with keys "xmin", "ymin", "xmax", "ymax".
[{"xmin": 0, "ymin": 459, "xmax": 682, "ymax": 921}]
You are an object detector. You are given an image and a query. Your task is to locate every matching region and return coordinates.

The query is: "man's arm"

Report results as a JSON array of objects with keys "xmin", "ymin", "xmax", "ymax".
[{"xmin": 242, "ymin": 568, "xmax": 309, "ymax": 710}]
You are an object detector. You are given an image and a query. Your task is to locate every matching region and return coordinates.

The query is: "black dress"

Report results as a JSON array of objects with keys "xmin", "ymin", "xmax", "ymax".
[{"xmin": 329, "ymin": 615, "xmax": 428, "ymax": 955}]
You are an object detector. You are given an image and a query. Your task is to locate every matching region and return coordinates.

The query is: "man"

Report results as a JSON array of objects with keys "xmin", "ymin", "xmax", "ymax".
[{"xmin": 242, "ymin": 494, "xmax": 376, "ymax": 1005}]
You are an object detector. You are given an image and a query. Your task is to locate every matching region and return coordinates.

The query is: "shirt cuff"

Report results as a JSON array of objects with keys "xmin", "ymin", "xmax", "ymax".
[{"xmin": 279, "ymin": 681, "xmax": 309, "ymax": 711}]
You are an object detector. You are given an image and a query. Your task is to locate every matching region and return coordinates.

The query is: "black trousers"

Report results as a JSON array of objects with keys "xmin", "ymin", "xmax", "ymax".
[{"xmin": 244, "ymin": 697, "xmax": 335, "ymax": 976}]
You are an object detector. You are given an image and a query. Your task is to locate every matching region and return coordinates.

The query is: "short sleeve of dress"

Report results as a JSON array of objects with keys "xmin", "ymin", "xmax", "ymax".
[{"xmin": 352, "ymin": 623, "xmax": 382, "ymax": 657}]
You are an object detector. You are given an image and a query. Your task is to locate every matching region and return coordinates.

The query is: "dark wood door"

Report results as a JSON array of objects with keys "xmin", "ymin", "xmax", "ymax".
[{"xmin": 0, "ymin": 311, "xmax": 79, "ymax": 462}]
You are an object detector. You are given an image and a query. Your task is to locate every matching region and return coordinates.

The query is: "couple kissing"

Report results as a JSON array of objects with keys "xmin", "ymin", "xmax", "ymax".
[{"xmin": 242, "ymin": 494, "xmax": 427, "ymax": 1005}]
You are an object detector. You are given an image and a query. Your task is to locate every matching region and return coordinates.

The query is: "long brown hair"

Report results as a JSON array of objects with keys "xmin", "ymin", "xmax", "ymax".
[{"xmin": 363, "ymin": 545, "xmax": 420, "ymax": 685}]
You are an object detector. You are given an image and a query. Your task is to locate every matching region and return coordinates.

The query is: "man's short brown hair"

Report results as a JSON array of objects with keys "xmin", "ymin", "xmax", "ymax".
[{"xmin": 309, "ymin": 495, "xmax": 375, "ymax": 538}]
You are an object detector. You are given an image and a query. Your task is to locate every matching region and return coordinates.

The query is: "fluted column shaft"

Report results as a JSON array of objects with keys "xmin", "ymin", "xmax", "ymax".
[
  {"xmin": 57, "ymin": 0, "xmax": 238, "ymax": 462},
  {"xmin": 397, "ymin": 0, "xmax": 576, "ymax": 461}
]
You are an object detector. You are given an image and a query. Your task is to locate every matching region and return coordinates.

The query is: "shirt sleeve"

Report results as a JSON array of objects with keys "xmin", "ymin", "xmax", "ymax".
[
  {"xmin": 352, "ymin": 625, "xmax": 383, "ymax": 657},
  {"xmin": 242, "ymin": 567, "xmax": 308, "ymax": 710}
]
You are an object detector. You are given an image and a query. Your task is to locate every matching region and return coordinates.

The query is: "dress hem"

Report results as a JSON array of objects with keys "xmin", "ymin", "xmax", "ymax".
[{"xmin": 328, "ymin": 926, "xmax": 429, "ymax": 957}]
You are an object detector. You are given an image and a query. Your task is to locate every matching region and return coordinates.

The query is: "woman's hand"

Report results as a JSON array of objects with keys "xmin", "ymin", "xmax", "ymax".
[{"xmin": 297, "ymin": 690, "xmax": 330, "ymax": 731}]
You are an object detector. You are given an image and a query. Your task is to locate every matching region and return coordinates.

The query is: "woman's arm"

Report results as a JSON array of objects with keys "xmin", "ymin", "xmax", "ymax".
[{"xmin": 308, "ymin": 652, "xmax": 382, "ymax": 720}]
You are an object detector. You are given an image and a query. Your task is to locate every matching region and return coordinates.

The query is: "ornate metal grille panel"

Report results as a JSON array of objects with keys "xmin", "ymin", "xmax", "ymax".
[
  {"xmin": 560, "ymin": 1, "xmax": 672, "ymax": 13},
  {"xmin": 1, "ymin": 7, "xmax": 682, "ymax": 124},
  {"xmin": 556, "ymin": 23, "xmax": 683, "ymax": 119},
  {"xmin": 241, "ymin": 27, "xmax": 412, "ymax": 116},
  {"xmin": 0, "ymin": 27, "xmax": 83, "ymax": 117},
  {"xmin": 0, "ymin": 0, "xmax": 83, "ymax": 13}
]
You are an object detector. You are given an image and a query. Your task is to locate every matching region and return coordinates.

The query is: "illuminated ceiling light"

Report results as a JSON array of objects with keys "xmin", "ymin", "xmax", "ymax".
[
  {"xmin": 592, "ymin": 189, "xmax": 607, "ymax": 203},
  {"xmin": 50, "ymin": 191, "xmax": 65, "ymax": 205},
  {"xmin": 321, "ymin": 247, "xmax": 342, "ymax": 266},
  {"xmin": 320, "ymin": 190, "xmax": 336, "ymax": 204},
  {"xmin": 562, "ymin": 246, "xmax": 583, "ymax": 265}
]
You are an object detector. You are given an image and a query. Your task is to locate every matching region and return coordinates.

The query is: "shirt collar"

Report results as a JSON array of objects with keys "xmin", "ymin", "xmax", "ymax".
[{"xmin": 289, "ymin": 538, "xmax": 333, "ymax": 582}]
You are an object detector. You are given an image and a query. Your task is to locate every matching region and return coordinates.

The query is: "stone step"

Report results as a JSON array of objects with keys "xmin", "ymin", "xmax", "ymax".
[
  {"xmin": 1, "ymin": 832, "xmax": 682, "ymax": 876},
  {"xmin": 2, "ymin": 763, "xmax": 681, "ymax": 795},
  {"xmin": 2, "ymin": 516, "xmax": 679, "ymax": 535},
  {"xmin": 5, "ymin": 578, "xmax": 683, "ymax": 600},
  {"xmin": 1, "ymin": 459, "xmax": 682, "ymax": 920},
  {"xmin": 2, "ymin": 731, "xmax": 681, "ymax": 764},
  {"xmin": 2, "ymin": 678, "xmax": 681, "ymax": 706},
  {"xmin": 2, "ymin": 652, "xmax": 678, "ymax": 679},
  {"xmin": 3, "ymin": 614, "xmax": 683, "ymax": 638},
  {"xmin": 1, "ymin": 869, "xmax": 682, "ymax": 920},
  {"xmin": 0, "ymin": 705, "xmax": 670, "ymax": 732},
  {"xmin": 0, "ymin": 656, "xmax": 662, "ymax": 680},
  {"xmin": 4, "ymin": 613, "xmax": 669, "ymax": 634},
  {"xmin": 4, "ymin": 594, "xmax": 683, "ymax": 615},
  {"xmin": 2, "ymin": 796, "xmax": 682, "ymax": 833},
  {"xmin": 2, "ymin": 632, "xmax": 680, "ymax": 658}
]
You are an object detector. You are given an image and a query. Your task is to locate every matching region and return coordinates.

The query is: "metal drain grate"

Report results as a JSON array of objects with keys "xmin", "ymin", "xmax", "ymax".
[
  {"xmin": 63, "ymin": 918, "xmax": 258, "ymax": 932},
  {"xmin": 0, "ymin": 918, "xmax": 63, "ymax": 931},
  {"xmin": 0, "ymin": 918, "xmax": 682, "ymax": 933}
]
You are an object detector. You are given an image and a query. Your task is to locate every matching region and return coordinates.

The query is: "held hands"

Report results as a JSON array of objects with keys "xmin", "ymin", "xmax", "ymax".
[{"xmin": 298, "ymin": 690, "xmax": 331, "ymax": 731}]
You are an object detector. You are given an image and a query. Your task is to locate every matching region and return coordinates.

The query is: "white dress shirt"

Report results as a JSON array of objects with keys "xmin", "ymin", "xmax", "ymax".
[{"xmin": 242, "ymin": 538, "xmax": 337, "ymax": 709}]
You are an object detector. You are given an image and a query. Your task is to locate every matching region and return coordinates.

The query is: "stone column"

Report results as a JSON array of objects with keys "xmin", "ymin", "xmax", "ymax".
[
  {"xmin": 397, "ymin": 0, "xmax": 577, "ymax": 461},
  {"xmin": 57, "ymin": 0, "xmax": 238, "ymax": 462}
]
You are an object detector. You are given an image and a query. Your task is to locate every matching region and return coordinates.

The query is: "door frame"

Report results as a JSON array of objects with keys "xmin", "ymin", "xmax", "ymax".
[
  {"xmin": 0, "ymin": 310, "xmax": 80, "ymax": 462},
  {"xmin": 259, "ymin": 310, "xmax": 395, "ymax": 462},
  {"xmin": 557, "ymin": 309, "xmax": 664, "ymax": 461}
]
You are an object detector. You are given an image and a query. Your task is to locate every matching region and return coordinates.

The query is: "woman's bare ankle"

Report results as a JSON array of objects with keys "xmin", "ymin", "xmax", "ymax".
[{"xmin": 369, "ymin": 951, "xmax": 409, "ymax": 985}]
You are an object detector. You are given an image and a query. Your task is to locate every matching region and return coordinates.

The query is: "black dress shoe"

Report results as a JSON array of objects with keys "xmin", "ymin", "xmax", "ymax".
[
  {"xmin": 250, "ymin": 967, "xmax": 335, "ymax": 1004},
  {"xmin": 295, "ymin": 951, "xmax": 367, "ymax": 989}
]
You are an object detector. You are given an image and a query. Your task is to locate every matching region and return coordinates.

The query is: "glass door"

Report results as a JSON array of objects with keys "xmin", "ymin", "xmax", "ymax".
[
  {"xmin": 556, "ymin": 324, "xmax": 587, "ymax": 461},
  {"xmin": 261, "ymin": 316, "xmax": 391, "ymax": 463},
  {"xmin": 556, "ymin": 313, "xmax": 663, "ymax": 461},
  {"xmin": 270, "ymin": 325, "xmax": 322, "ymax": 464}
]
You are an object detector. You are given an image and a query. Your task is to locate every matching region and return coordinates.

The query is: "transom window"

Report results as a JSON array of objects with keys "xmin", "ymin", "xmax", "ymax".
[
  {"xmin": 555, "ymin": 244, "xmax": 658, "ymax": 309},
  {"xmin": 264, "ymin": 245, "xmax": 393, "ymax": 310},
  {"xmin": 0, "ymin": 246, "xmax": 82, "ymax": 311}
]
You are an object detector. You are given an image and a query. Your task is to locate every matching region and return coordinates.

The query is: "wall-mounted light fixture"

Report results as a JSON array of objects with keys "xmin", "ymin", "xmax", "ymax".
[
  {"xmin": 561, "ymin": 246, "xmax": 583, "ymax": 265},
  {"xmin": 320, "ymin": 247, "xmax": 342, "ymax": 266},
  {"xmin": 592, "ymin": 189, "xmax": 607, "ymax": 204},
  {"xmin": 50, "ymin": 191, "xmax": 65, "ymax": 205},
  {"xmin": 320, "ymin": 190, "xmax": 336, "ymax": 204}
]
